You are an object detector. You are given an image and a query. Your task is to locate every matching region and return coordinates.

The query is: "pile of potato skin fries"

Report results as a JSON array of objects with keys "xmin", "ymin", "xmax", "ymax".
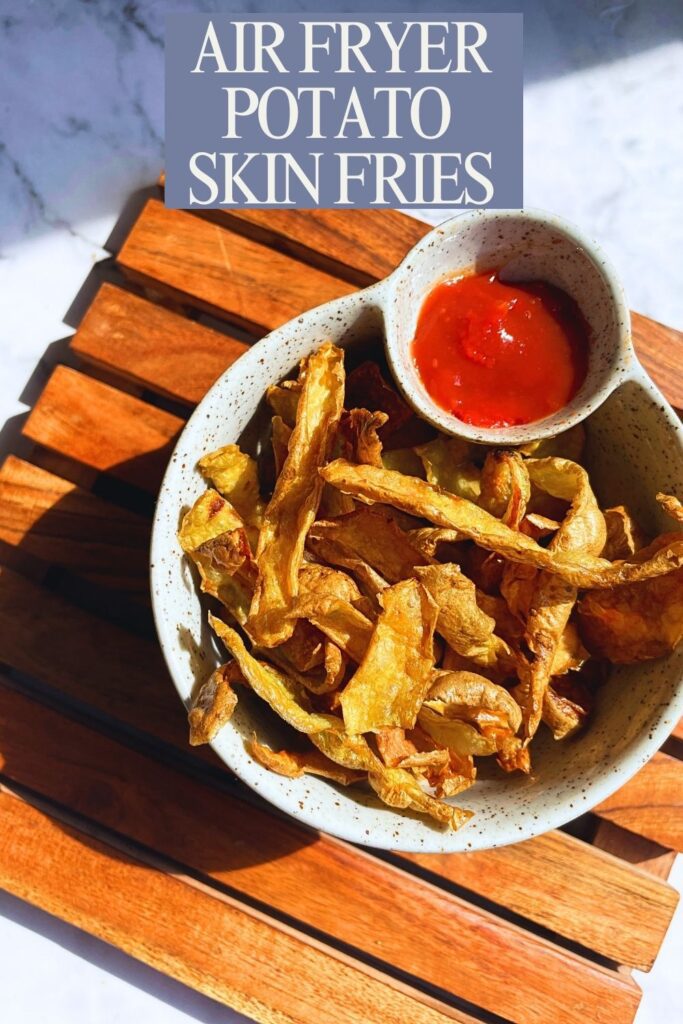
[{"xmin": 179, "ymin": 342, "xmax": 683, "ymax": 831}]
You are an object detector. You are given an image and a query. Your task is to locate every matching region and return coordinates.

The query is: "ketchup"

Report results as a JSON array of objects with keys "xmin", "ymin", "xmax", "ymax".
[{"xmin": 411, "ymin": 272, "xmax": 589, "ymax": 428}]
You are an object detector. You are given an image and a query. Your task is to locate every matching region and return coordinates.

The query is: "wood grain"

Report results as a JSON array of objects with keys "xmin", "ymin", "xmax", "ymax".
[
  {"xmin": 0, "ymin": 456, "xmax": 149, "ymax": 596},
  {"xmin": 212, "ymin": 208, "xmax": 422, "ymax": 285},
  {"xmin": 117, "ymin": 200, "xmax": 353, "ymax": 334},
  {"xmin": 0, "ymin": 447, "xmax": 679, "ymax": 973},
  {"xmin": 631, "ymin": 312, "xmax": 683, "ymax": 410},
  {"xmin": 0, "ymin": 564, "xmax": 675, "ymax": 974},
  {"xmin": 192, "ymin": 208, "xmax": 683, "ymax": 407},
  {"xmin": 71, "ymin": 282, "xmax": 248, "ymax": 406},
  {"xmin": 0, "ymin": 682, "xmax": 642, "ymax": 1024},
  {"xmin": 22, "ymin": 365, "xmax": 183, "ymax": 493},
  {"xmin": 592, "ymin": 821, "xmax": 677, "ymax": 881},
  {"xmin": 0, "ymin": 566, "xmax": 190, "ymax": 752},
  {"xmin": 399, "ymin": 828, "xmax": 678, "ymax": 970},
  {"xmin": 0, "ymin": 790, "xmax": 474, "ymax": 1024},
  {"xmin": 595, "ymin": 753, "xmax": 683, "ymax": 851}
]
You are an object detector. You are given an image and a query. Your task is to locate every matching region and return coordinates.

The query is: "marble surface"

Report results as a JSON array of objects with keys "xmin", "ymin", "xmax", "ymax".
[{"xmin": 1, "ymin": 2, "xmax": 682, "ymax": 1022}]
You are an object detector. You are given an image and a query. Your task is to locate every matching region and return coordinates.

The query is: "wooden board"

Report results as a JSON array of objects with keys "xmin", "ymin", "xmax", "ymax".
[{"xmin": 1, "ymin": 203, "xmax": 682, "ymax": 1024}]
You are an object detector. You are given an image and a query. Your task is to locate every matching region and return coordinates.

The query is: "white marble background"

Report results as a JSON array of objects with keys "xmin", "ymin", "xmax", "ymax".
[{"xmin": 0, "ymin": 1, "xmax": 682, "ymax": 1022}]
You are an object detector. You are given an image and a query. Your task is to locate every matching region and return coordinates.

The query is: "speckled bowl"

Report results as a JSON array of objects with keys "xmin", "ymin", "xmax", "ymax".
[
  {"xmin": 384, "ymin": 208, "xmax": 633, "ymax": 445},
  {"xmin": 151, "ymin": 210, "xmax": 683, "ymax": 853}
]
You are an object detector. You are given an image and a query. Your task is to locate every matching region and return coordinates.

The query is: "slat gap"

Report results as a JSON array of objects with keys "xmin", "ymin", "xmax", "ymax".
[
  {"xmin": 378, "ymin": 847, "xmax": 619, "ymax": 970},
  {"xmin": 0, "ymin": 781, "xmax": 481, "ymax": 1024}
]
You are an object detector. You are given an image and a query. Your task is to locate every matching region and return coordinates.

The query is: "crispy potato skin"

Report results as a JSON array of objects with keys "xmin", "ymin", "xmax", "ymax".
[{"xmin": 182, "ymin": 351, "xmax": 683, "ymax": 834}]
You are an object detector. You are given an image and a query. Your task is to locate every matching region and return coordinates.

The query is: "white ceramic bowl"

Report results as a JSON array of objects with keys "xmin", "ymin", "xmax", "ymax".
[
  {"xmin": 151, "ymin": 210, "xmax": 683, "ymax": 853},
  {"xmin": 384, "ymin": 209, "xmax": 633, "ymax": 445}
]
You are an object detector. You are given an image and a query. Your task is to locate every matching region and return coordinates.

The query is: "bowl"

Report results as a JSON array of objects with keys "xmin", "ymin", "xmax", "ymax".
[
  {"xmin": 151, "ymin": 210, "xmax": 683, "ymax": 853},
  {"xmin": 383, "ymin": 208, "xmax": 633, "ymax": 446}
]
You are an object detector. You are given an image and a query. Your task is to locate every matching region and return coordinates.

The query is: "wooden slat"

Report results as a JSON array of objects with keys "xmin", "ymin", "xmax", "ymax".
[
  {"xmin": 631, "ymin": 312, "xmax": 683, "ymax": 410},
  {"xmin": 214, "ymin": 208, "xmax": 421, "ymax": 285},
  {"xmin": 592, "ymin": 821, "xmax": 678, "ymax": 881},
  {"xmin": 0, "ymin": 566, "xmax": 189, "ymax": 752},
  {"xmin": 0, "ymin": 456, "xmax": 149, "ymax": 597},
  {"xmin": 117, "ymin": 200, "xmax": 353, "ymax": 334},
  {"xmin": 193, "ymin": 208, "xmax": 683, "ymax": 409},
  {"xmin": 0, "ymin": 791, "xmax": 471, "ymax": 1024},
  {"xmin": 22, "ymin": 366, "xmax": 183, "ymax": 493},
  {"xmin": 0, "ymin": 566, "xmax": 675, "ymax": 974},
  {"xmin": 71, "ymin": 282, "xmax": 248, "ymax": 406},
  {"xmin": 399, "ymin": 828, "xmax": 677, "ymax": 971},
  {"xmin": 595, "ymin": 753, "xmax": 683, "ymax": 851},
  {"xmin": 0, "ymin": 682, "xmax": 641, "ymax": 1024}
]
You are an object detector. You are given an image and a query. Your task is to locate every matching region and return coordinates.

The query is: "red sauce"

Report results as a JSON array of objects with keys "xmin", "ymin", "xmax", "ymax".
[{"xmin": 411, "ymin": 271, "xmax": 589, "ymax": 428}]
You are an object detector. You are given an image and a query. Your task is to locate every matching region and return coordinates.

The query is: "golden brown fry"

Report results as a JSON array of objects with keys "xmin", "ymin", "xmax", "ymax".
[
  {"xmin": 414, "ymin": 563, "xmax": 513, "ymax": 670},
  {"xmin": 657, "ymin": 492, "xmax": 683, "ymax": 524},
  {"xmin": 309, "ymin": 506, "xmax": 431, "ymax": 584},
  {"xmin": 209, "ymin": 614, "xmax": 338, "ymax": 734},
  {"xmin": 578, "ymin": 567, "xmax": 683, "ymax": 663},
  {"xmin": 419, "ymin": 671, "xmax": 525, "ymax": 771},
  {"xmin": 271, "ymin": 415, "xmax": 292, "ymax": 478},
  {"xmin": 550, "ymin": 621, "xmax": 589, "ymax": 676},
  {"xmin": 299, "ymin": 562, "xmax": 362, "ymax": 605},
  {"xmin": 198, "ymin": 445, "xmax": 265, "ymax": 535},
  {"xmin": 602, "ymin": 506, "xmax": 647, "ymax": 560},
  {"xmin": 415, "ymin": 436, "xmax": 481, "ymax": 502},
  {"xmin": 375, "ymin": 727, "xmax": 475, "ymax": 798},
  {"xmin": 479, "ymin": 450, "xmax": 530, "ymax": 528},
  {"xmin": 306, "ymin": 533, "xmax": 389, "ymax": 607},
  {"xmin": 375, "ymin": 727, "xmax": 419, "ymax": 768},
  {"xmin": 425, "ymin": 671, "xmax": 522, "ymax": 733},
  {"xmin": 319, "ymin": 459, "xmax": 683, "ymax": 587},
  {"xmin": 521, "ymin": 513, "xmax": 560, "ymax": 540},
  {"xmin": 247, "ymin": 737, "xmax": 364, "ymax": 785},
  {"xmin": 407, "ymin": 527, "xmax": 463, "ymax": 559},
  {"xmin": 517, "ymin": 458, "xmax": 606, "ymax": 740},
  {"xmin": 289, "ymin": 593, "xmax": 373, "ymax": 663},
  {"xmin": 249, "ymin": 343, "xmax": 345, "ymax": 646},
  {"xmin": 188, "ymin": 663, "xmax": 240, "ymax": 745},
  {"xmin": 266, "ymin": 379, "xmax": 301, "ymax": 425},
  {"xmin": 418, "ymin": 707, "xmax": 498, "ymax": 755},
  {"xmin": 340, "ymin": 579, "xmax": 438, "ymax": 733},
  {"xmin": 179, "ymin": 490, "xmax": 254, "ymax": 622},
  {"xmin": 542, "ymin": 686, "xmax": 586, "ymax": 740},
  {"xmin": 368, "ymin": 766, "xmax": 473, "ymax": 830},
  {"xmin": 179, "ymin": 489, "xmax": 243, "ymax": 552},
  {"xmin": 476, "ymin": 592, "xmax": 524, "ymax": 645},
  {"xmin": 339, "ymin": 408, "xmax": 388, "ymax": 466}
]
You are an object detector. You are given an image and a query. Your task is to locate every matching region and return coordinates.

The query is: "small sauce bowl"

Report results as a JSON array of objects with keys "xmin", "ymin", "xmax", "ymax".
[{"xmin": 382, "ymin": 209, "xmax": 633, "ymax": 446}]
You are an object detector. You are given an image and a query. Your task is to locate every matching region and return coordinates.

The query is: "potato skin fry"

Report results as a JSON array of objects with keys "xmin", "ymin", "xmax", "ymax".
[
  {"xmin": 340, "ymin": 579, "xmax": 438, "ymax": 733},
  {"xmin": 198, "ymin": 444, "xmax": 265, "ymax": 535},
  {"xmin": 309, "ymin": 506, "xmax": 431, "ymax": 584},
  {"xmin": 249, "ymin": 343, "xmax": 345, "ymax": 646},
  {"xmin": 210, "ymin": 614, "xmax": 339, "ymax": 734},
  {"xmin": 320, "ymin": 459, "xmax": 683, "ymax": 587},
  {"xmin": 578, "ymin": 567, "xmax": 683, "ymax": 663},
  {"xmin": 415, "ymin": 563, "xmax": 513, "ymax": 671},
  {"xmin": 516, "ymin": 458, "xmax": 606, "ymax": 740},
  {"xmin": 188, "ymin": 663, "xmax": 240, "ymax": 745},
  {"xmin": 479, "ymin": 450, "xmax": 530, "ymax": 527},
  {"xmin": 182, "ymin": 348, "xmax": 683, "ymax": 836},
  {"xmin": 247, "ymin": 737, "xmax": 365, "ymax": 785}
]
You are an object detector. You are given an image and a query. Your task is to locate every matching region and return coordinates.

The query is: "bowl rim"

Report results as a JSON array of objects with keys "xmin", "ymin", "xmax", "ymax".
[{"xmin": 150, "ymin": 221, "xmax": 683, "ymax": 854}]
